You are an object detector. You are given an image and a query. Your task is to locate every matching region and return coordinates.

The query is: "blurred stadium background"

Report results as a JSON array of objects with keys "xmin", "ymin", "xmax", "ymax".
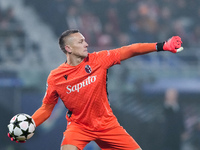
[{"xmin": 0, "ymin": 0, "xmax": 200, "ymax": 150}]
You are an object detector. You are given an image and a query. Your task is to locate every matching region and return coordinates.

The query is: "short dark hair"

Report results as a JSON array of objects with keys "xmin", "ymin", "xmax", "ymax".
[{"xmin": 59, "ymin": 29, "xmax": 79, "ymax": 54}]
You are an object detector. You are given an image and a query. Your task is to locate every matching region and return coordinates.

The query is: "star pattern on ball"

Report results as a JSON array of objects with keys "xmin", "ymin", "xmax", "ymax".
[
  {"xmin": 21, "ymin": 128, "xmax": 31, "ymax": 139},
  {"xmin": 13, "ymin": 117, "xmax": 22, "ymax": 129},
  {"xmin": 24, "ymin": 116, "xmax": 34, "ymax": 126}
]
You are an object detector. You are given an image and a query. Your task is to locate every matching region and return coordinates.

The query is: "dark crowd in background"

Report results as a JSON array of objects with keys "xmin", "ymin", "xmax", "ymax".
[
  {"xmin": 1, "ymin": 0, "xmax": 200, "ymax": 64},
  {"xmin": 24, "ymin": 0, "xmax": 200, "ymax": 48}
]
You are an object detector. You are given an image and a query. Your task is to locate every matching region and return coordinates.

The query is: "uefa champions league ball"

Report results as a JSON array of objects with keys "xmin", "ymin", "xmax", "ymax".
[{"xmin": 8, "ymin": 113, "xmax": 36, "ymax": 141}]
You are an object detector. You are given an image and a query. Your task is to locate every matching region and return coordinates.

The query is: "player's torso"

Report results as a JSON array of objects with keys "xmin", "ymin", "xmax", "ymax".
[
  {"xmin": 52, "ymin": 55, "xmax": 116, "ymax": 130},
  {"xmin": 55, "ymin": 60, "xmax": 106, "ymax": 111}
]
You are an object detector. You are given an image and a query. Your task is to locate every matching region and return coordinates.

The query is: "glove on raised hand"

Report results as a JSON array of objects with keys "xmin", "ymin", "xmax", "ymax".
[{"xmin": 156, "ymin": 36, "xmax": 183, "ymax": 53}]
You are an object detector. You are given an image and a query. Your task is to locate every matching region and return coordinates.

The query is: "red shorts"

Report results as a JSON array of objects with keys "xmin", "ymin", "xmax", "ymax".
[{"xmin": 61, "ymin": 122, "xmax": 140, "ymax": 150}]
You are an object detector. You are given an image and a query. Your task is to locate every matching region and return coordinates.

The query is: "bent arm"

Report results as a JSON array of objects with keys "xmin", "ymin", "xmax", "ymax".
[
  {"xmin": 32, "ymin": 103, "xmax": 55, "ymax": 127},
  {"xmin": 120, "ymin": 43, "xmax": 157, "ymax": 61}
]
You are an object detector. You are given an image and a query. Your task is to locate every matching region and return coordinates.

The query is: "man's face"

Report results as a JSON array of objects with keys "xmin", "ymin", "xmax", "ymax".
[{"xmin": 65, "ymin": 32, "xmax": 89, "ymax": 58}]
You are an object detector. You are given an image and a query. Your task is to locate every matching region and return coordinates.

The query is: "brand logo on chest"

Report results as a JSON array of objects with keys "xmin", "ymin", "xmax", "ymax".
[{"xmin": 66, "ymin": 75, "xmax": 97, "ymax": 94}]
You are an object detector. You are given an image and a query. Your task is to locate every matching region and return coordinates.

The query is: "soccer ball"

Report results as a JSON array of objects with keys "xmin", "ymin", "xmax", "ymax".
[{"xmin": 8, "ymin": 113, "xmax": 36, "ymax": 142}]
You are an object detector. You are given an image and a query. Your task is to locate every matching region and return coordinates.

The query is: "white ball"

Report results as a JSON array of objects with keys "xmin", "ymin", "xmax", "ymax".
[{"xmin": 8, "ymin": 113, "xmax": 36, "ymax": 141}]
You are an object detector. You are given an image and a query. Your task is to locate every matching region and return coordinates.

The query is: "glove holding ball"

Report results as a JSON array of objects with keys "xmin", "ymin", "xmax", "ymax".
[{"xmin": 7, "ymin": 113, "xmax": 36, "ymax": 143}]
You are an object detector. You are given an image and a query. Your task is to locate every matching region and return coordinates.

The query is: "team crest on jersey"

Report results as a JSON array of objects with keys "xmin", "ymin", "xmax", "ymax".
[{"xmin": 85, "ymin": 65, "xmax": 92, "ymax": 73}]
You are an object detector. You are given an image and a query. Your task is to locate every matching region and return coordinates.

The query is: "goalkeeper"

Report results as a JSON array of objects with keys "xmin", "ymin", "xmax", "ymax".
[{"xmin": 8, "ymin": 29, "xmax": 183, "ymax": 150}]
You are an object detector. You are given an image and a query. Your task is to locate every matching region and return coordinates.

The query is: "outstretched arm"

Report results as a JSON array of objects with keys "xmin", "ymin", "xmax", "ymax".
[
  {"xmin": 32, "ymin": 103, "xmax": 56, "ymax": 127},
  {"xmin": 120, "ymin": 36, "xmax": 183, "ymax": 61},
  {"xmin": 120, "ymin": 43, "xmax": 157, "ymax": 61}
]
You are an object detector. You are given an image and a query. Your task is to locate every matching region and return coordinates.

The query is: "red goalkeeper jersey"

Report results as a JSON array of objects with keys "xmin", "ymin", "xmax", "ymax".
[{"xmin": 43, "ymin": 49, "xmax": 121, "ymax": 131}]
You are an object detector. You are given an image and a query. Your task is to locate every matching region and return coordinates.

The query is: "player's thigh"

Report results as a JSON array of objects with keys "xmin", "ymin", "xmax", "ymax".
[
  {"xmin": 61, "ymin": 123, "xmax": 96, "ymax": 150},
  {"xmin": 96, "ymin": 126, "xmax": 141, "ymax": 150},
  {"xmin": 60, "ymin": 144, "xmax": 79, "ymax": 150}
]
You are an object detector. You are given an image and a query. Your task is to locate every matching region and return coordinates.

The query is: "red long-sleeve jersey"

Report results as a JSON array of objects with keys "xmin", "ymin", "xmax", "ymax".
[{"xmin": 32, "ymin": 43, "xmax": 157, "ymax": 130}]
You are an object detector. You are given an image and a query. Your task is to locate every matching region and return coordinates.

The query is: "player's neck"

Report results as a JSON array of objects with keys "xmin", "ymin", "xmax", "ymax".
[{"xmin": 66, "ymin": 55, "xmax": 85, "ymax": 66}]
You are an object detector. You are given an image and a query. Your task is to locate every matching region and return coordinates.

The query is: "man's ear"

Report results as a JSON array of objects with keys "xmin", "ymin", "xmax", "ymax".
[{"xmin": 65, "ymin": 45, "xmax": 72, "ymax": 54}]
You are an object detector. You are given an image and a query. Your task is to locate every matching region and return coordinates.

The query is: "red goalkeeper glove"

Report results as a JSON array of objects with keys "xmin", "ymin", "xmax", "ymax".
[
  {"xmin": 156, "ymin": 36, "xmax": 183, "ymax": 53},
  {"xmin": 7, "ymin": 133, "xmax": 26, "ymax": 143}
]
